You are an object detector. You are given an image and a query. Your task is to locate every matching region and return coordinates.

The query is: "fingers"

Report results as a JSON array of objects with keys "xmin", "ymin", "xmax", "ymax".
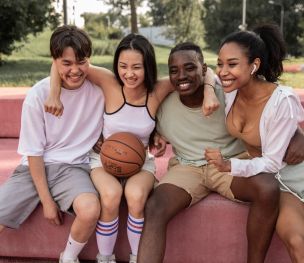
[
  {"xmin": 49, "ymin": 212, "xmax": 63, "ymax": 226},
  {"xmin": 44, "ymin": 101, "xmax": 64, "ymax": 117}
]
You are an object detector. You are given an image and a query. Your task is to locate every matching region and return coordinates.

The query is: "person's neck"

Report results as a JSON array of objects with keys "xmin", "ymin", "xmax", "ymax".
[
  {"xmin": 123, "ymin": 85, "xmax": 146, "ymax": 103},
  {"xmin": 238, "ymin": 78, "xmax": 270, "ymax": 101}
]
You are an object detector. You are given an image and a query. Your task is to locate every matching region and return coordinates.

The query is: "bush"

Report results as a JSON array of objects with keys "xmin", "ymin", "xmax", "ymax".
[{"xmin": 92, "ymin": 39, "xmax": 119, "ymax": 56}]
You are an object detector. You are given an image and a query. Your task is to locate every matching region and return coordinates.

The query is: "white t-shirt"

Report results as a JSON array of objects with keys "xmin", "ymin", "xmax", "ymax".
[{"xmin": 18, "ymin": 77, "xmax": 104, "ymax": 166}]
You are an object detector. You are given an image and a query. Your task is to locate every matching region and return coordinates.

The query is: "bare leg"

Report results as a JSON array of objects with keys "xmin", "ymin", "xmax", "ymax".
[
  {"xmin": 231, "ymin": 173, "xmax": 280, "ymax": 263},
  {"xmin": 276, "ymin": 192, "xmax": 304, "ymax": 263},
  {"xmin": 137, "ymin": 184, "xmax": 191, "ymax": 263},
  {"xmin": 0, "ymin": 225, "xmax": 4, "ymax": 233},
  {"xmin": 125, "ymin": 170, "xmax": 155, "ymax": 218},
  {"xmin": 71, "ymin": 193, "xmax": 100, "ymax": 242},
  {"xmin": 91, "ymin": 167, "xmax": 123, "ymax": 221}
]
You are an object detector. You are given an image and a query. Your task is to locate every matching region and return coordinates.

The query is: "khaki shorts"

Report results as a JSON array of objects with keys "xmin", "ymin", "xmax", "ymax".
[
  {"xmin": 0, "ymin": 163, "xmax": 98, "ymax": 229},
  {"xmin": 157, "ymin": 157, "xmax": 235, "ymax": 206},
  {"xmin": 90, "ymin": 150, "xmax": 156, "ymax": 175}
]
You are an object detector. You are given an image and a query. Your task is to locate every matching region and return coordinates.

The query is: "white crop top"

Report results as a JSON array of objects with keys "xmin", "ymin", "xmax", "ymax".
[{"xmin": 103, "ymin": 88, "xmax": 155, "ymax": 147}]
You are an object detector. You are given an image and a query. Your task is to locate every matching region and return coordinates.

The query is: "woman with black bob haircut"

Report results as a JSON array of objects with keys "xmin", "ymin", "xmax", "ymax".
[{"xmin": 205, "ymin": 24, "xmax": 304, "ymax": 262}]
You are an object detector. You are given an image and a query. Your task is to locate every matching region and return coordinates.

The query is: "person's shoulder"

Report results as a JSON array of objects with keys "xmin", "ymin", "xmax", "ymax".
[
  {"xmin": 272, "ymin": 85, "xmax": 298, "ymax": 102},
  {"xmin": 26, "ymin": 77, "xmax": 50, "ymax": 100},
  {"xmin": 161, "ymin": 90, "xmax": 178, "ymax": 105}
]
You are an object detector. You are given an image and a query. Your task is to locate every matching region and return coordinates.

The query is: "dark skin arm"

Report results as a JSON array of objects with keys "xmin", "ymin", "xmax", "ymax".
[{"xmin": 283, "ymin": 127, "xmax": 304, "ymax": 165}]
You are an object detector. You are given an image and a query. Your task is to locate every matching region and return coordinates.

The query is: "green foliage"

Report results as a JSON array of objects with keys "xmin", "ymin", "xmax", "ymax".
[
  {"xmin": 103, "ymin": 0, "xmax": 144, "ymax": 33},
  {"xmin": 92, "ymin": 39, "xmax": 120, "ymax": 56},
  {"xmin": 203, "ymin": 0, "xmax": 304, "ymax": 57},
  {"xmin": 0, "ymin": 0, "xmax": 60, "ymax": 61},
  {"xmin": 148, "ymin": 0, "xmax": 167, "ymax": 26},
  {"xmin": 148, "ymin": 0, "xmax": 204, "ymax": 45},
  {"xmin": 0, "ymin": 28, "xmax": 302, "ymax": 89},
  {"xmin": 82, "ymin": 12, "xmax": 124, "ymax": 40}
]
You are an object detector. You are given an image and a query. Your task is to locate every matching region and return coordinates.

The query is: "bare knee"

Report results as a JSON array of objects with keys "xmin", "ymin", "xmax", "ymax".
[
  {"xmin": 252, "ymin": 174, "xmax": 280, "ymax": 205},
  {"xmin": 145, "ymin": 195, "xmax": 171, "ymax": 225},
  {"xmin": 101, "ymin": 187, "xmax": 123, "ymax": 214},
  {"xmin": 74, "ymin": 193, "xmax": 100, "ymax": 224},
  {"xmin": 283, "ymin": 232, "xmax": 304, "ymax": 256},
  {"xmin": 0, "ymin": 224, "xmax": 5, "ymax": 233},
  {"xmin": 126, "ymin": 187, "xmax": 148, "ymax": 215}
]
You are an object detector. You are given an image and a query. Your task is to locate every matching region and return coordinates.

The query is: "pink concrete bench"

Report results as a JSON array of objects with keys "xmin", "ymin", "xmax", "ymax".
[{"xmin": 1, "ymin": 87, "xmax": 303, "ymax": 262}]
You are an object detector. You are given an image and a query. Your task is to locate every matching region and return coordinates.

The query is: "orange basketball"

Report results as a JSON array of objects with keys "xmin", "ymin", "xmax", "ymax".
[{"xmin": 100, "ymin": 132, "xmax": 146, "ymax": 177}]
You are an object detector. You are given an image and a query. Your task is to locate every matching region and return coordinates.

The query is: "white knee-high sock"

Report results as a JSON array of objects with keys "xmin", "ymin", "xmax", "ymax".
[
  {"xmin": 127, "ymin": 214, "xmax": 144, "ymax": 256},
  {"xmin": 62, "ymin": 234, "xmax": 87, "ymax": 261},
  {"xmin": 96, "ymin": 217, "xmax": 119, "ymax": 256}
]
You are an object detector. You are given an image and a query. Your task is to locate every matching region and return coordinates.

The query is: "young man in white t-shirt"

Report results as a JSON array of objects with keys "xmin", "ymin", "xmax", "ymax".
[{"xmin": 0, "ymin": 25, "xmax": 104, "ymax": 263}]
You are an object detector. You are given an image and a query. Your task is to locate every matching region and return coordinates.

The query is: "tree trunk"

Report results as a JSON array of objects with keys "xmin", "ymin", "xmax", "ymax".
[
  {"xmin": 63, "ymin": 0, "xmax": 68, "ymax": 25},
  {"xmin": 130, "ymin": 0, "xmax": 138, "ymax": 33}
]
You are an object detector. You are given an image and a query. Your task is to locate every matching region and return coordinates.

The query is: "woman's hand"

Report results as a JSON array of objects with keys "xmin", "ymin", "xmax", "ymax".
[
  {"xmin": 202, "ymin": 88, "xmax": 220, "ymax": 117},
  {"xmin": 44, "ymin": 96, "xmax": 64, "ymax": 117},
  {"xmin": 153, "ymin": 132, "xmax": 167, "ymax": 157},
  {"xmin": 205, "ymin": 148, "xmax": 231, "ymax": 172}
]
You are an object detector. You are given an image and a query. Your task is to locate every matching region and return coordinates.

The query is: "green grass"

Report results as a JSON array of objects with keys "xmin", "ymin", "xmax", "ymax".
[{"xmin": 0, "ymin": 29, "xmax": 303, "ymax": 88}]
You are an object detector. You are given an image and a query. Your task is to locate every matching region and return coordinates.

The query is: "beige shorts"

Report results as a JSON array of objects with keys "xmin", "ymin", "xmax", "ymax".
[
  {"xmin": 89, "ymin": 150, "xmax": 156, "ymax": 175},
  {"xmin": 157, "ymin": 157, "xmax": 235, "ymax": 206}
]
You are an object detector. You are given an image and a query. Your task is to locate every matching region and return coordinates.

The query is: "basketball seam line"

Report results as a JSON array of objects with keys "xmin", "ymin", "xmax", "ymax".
[
  {"xmin": 101, "ymin": 153, "xmax": 141, "ymax": 165},
  {"xmin": 105, "ymin": 139, "xmax": 145, "ymax": 162}
]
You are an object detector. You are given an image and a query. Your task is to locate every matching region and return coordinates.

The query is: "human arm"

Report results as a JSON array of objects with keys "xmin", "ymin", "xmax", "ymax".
[
  {"xmin": 231, "ymin": 96, "xmax": 299, "ymax": 177},
  {"xmin": 284, "ymin": 127, "xmax": 304, "ymax": 165},
  {"xmin": 44, "ymin": 63, "xmax": 64, "ymax": 116},
  {"xmin": 154, "ymin": 67, "xmax": 219, "ymax": 115},
  {"xmin": 205, "ymin": 148, "xmax": 231, "ymax": 172},
  {"xmin": 152, "ymin": 131, "xmax": 168, "ymax": 157},
  {"xmin": 44, "ymin": 63, "xmax": 117, "ymax": 116},
  {"xmin": 202, "ymin": 67, "xmax": 220, "ymax": 116},
  {"xmin": 28, "ymin": 156, "xmax": 62, "ymax": 225},
  {"xmin": 207, "ymin": 96, "xmax": 300, "ymax": 177}
]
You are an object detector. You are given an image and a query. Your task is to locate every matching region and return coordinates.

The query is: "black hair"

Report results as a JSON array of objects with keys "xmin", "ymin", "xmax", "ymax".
[
  {"xmin": 50, "ymin": 25, "xmax": 92, "ymax": 61},
  {"xmin": 169, "ymin": 42, "xmax": 205, "ymax": 65},
  {"xmin": 219, "ymin": 24, "xmax": 286, "ymax": 82},
  {"xmin": 113, "ymin": 33, "xmax": 157, "ymax": 93}
]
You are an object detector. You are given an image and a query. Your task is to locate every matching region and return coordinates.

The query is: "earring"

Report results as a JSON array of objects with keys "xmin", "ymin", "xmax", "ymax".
[{"xmin": 250, "ymin": 64, "xmax": 257, "ymax": 75}]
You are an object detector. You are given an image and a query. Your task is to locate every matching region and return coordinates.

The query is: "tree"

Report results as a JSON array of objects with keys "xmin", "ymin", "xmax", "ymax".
[
  {"xmin": 148, "ymin": 0, "xmax": 204, "ymax": 45},
  {"xmin": 148, "ymin": 0, "xmax": 168, "ymax": 26},
  {"xmin": 103, "ymin": 0, "xmax": 144, "ymax": 33},
  {"xmin": 166, "ymin": 0, "xmax": 204, "ymax": 44},
  {"xmin": 203, "ymin": 0, "xmax": 304, "ymax": 57},
  {"xmin": 0, "ymin": 0, "xmax": 60, "ymax": 62}
]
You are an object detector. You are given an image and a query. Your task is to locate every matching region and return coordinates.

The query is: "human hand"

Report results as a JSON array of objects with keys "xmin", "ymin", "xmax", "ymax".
[
  {"xmin": 93, "ymin": 133, "xmax": 104, "ymax": 154},
  {"xmin": 284, "ymin": 128, "xmax": 304, "ymax": 165},
  {"xmin": 42, "ymin": 199, "xmax": 63, "ymax": 226},
  {"xmin": 44, "ymin": 96, "xmax": 64, "ymax": 117},
  {"xmin": 205, "ymin": 148, "xmax": 231, "ymax": 172},
  {"xmin": 202, "ymin": 94, "xmax": 220, "ymax": 117},
  {"xmin": 153, "ymin": 132, "xmax": 167, "ymax": 157}
]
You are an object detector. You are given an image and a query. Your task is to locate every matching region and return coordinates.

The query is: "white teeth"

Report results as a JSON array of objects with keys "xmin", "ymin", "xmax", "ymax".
[
  {"xmin": 179, "ymin": 83, "xmax": 190, "ymax": 90},
  {"xmin": 221, "ymin": 80, "xmax": 233, "ymax": 86}
]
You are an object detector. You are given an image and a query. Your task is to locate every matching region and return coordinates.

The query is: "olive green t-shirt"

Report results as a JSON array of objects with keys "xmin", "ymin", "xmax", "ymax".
[{"xmin": 157, "ymin": 85, "xmax": 245, "ymax": 166}]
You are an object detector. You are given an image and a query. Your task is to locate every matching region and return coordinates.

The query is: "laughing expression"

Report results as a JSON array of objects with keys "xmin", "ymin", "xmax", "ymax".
[
  {"xmin": 216, "ymin": 42, "xmax": 254, "ymax": 93},
  {"xmin": 118, "ymin": 49, "xmax": 145, "ymax": 90},
  {"xmin": 54, "ymin": 47, "xmax": 89, "ymax": 90},
  {"xmin": 168, "ymin": 50, "xmax": 206, "ymax": 97}
]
